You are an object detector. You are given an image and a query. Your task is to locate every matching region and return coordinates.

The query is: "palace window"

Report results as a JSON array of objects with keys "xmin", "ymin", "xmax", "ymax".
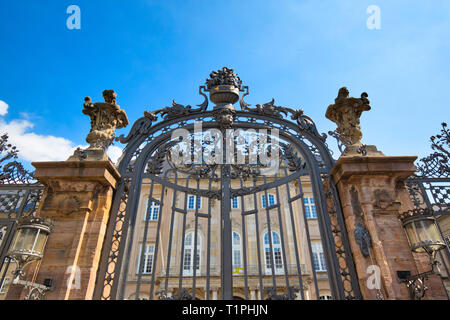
[
  {"xmin": 183, "ymin": 232, "xmax": 201, "ymax": 276},
  {"xmin": 312, "ymin": 241, "xmax": 326, "ymax": 272},
  {"xmin": 264, "ymin": 231, "xmax": 284, "ymax": 274},
  {"xmin": 231, "ymin": 197, "xmax": 239, "ymax": 209},
  {"xmin": 187, "ymin": 195, "xmax": 202, "ymax": 210},
  {"xmin": 261, "ymin": 194, "xmax": 275, "ymax": 209},
  {"xmin": 143, "ymin": 200, "xmax": 160, "ymax": 221},
  {"xmin": 303, "ymin": 197, "xmax": 317, "ymax": 219},
  {"xmin": 136, "ymin": 244, "xmax": 155, "ymax": 274},
  {"xmin": 232, "ymin": 232, "xmax": 242, "ymax": 268}
]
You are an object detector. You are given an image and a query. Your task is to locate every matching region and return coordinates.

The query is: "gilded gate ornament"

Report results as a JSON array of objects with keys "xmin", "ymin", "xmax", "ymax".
[
  {"xmin": 326, "ymin": 87, "xmax": 383, "ymax": 156},
  {"xmin": 68, "ymin": 90, "xmax": 129, "ymax": 161}
]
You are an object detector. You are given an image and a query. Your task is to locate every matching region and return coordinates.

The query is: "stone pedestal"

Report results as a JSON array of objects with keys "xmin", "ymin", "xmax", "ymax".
[
  {"xmin": 8, "ymin": 161, "xmax": 120, "ymax": 300},
  {"xmin": 331, "ymin": 155, "xmax": 447, "ymax": 300}
]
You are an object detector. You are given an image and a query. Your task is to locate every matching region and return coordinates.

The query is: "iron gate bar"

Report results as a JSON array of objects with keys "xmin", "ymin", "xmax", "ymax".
[
  {"xmin": 282, "ymin": 167, "xmax": 305, "ymax": 300},
  {"xmin": 177, "ymin": 178, "xmax": 190, "ymax": 294},
  {"xmin": 262, "ymin": 177, "xmax": 277, "ymax": 292},
  {"xmin": 221, "ymin": 164, "xmax": 233, "ymax": 300},
  {"xmin": 275, "ymin": 182, "xmax": 292, "ymax": 297},
  {"xmin": 163, "ymin": 171, "xmax": 179, "ymax": 296},
  {"xmin": 239, "ymin": 178, "xmax": 249, "ymax": 300},
  {"xmin": 135, "ymin": 179, "xmax": 155, "ymax": 299},
  {"xmin": 309, "ymin": 161, "xmax": 342, "ymax": 300},
  {"xmin": 149, "ymin": 182, "xmax": 166, "ymax": 300},
  {"xmin": 296, "ymin": 175, "xmax": 321, "ymax": 299},
  {"xmin": 251, "ymin": 176, "xmax": 264, "ymax": 300},
  {"xmin": 192, "ymin": 178, "xmax": 200, "ymax": 299},
  {"xmin": 205, "ymin": 177, "xmax": 213, "ymax": 300}
]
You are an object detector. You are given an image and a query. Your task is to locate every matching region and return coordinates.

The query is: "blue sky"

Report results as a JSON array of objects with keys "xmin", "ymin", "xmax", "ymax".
[{"xmin": 0, "ymin": 0, "xmax": 449, "ymax": 169}]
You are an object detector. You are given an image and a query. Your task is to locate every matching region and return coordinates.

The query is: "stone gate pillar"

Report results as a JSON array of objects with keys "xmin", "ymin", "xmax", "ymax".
[
  {"xmin": 5, "ymin": 90, "xmax": 128, "ymax": 300},
  {"xmin": 327, "ymin": 88, "xmax": 447, "ymax": 300},
  {"xmin": 29, "ymin": 160, "xmax": 120, "ymax": 300}
]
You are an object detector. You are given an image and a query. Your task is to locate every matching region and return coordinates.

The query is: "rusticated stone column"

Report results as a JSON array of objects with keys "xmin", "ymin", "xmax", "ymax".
[
  {"xmin": 331, "ymin": 156, "xmax": 447, "ymax": 300},
  {"xmin": 18, "ymin": 161, "xmax": 119, "ymax": 300}
]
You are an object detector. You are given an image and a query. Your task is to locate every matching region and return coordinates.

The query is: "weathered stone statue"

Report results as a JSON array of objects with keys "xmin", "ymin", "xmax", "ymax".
[
  {"xmin": 326, "ymin": 87, "xmax": 383, "ymax": 156},
  {"xmin": 68, "ymin": 90, "xmax": 129, "ymax": 161}
]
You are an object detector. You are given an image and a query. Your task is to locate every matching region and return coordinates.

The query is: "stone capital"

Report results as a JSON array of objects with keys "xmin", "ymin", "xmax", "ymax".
[
  {"xmin": 32, "ymin": 160, "xmax": 120, "ymax": 188},
  {"xmin": 331, "ymin": 155, "xmax": 417, "ymax": 185}
]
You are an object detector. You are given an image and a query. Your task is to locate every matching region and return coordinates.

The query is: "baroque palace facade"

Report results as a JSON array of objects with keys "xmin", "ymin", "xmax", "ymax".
[{"xmin": 123, "ymin": 175, "xmax": 331, "ymax": 300}]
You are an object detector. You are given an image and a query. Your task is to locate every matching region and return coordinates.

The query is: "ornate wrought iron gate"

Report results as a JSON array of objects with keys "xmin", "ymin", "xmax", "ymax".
[{"xmin": 95, "ymin": 68, "xmax": 361, "ymax": 300}]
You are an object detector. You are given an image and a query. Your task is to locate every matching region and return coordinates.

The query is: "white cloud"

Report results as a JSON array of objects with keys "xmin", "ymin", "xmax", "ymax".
[
  {"xmin": 0, "ymin": 118, "xmax": 76, "ymax": 162},
  {"xmin": 107, "ymin": 145, "xmax": 123, "ymax": 164},
  {"xmin": 0, "ymin": 100, "xmax": 8, "ymax": 116},
  {"xmin": 0, "ymin": 100, "xmax": 124, "ymax": 163}
]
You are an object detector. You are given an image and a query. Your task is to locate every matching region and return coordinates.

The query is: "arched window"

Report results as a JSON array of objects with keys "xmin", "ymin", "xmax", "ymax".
[
  {"xmin": 183, "ymin": 232, "xmax": 201, "ymax": 276},
  {"xmin": 232, "ymin": 232, "xmax": 242, "ymax": 269},
  {"xmin": 263, "ymin": 231, "xmax": 283, "ymax": 274}
]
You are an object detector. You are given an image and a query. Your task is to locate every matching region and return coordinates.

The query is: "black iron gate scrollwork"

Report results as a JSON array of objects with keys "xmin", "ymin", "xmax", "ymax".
[
  {"xmin": 0, "ymin": 134, "xmax": 44, "ymax": 298},
  {"xmin": 403, "ymin": 123, "xmax": 450, "ymax": 292},
  {"xmin": 95, "ymin": 68, "xmax": 361, "ymax": 300}
]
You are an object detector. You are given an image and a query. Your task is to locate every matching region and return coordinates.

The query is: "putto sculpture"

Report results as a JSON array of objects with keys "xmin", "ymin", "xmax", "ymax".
[
  {"xmin": 326, "ymin": 87, "xmax": 383, "ymax": 156},
  {"xmin": 68, "ymin": 89, "xmax": 129, "ymax": 161}
]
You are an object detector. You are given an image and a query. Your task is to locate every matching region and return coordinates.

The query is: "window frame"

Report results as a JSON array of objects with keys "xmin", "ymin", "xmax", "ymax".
[
  {"xmin": 143, "ymin": 200, "xmax": 160, "ymax": 221},
  {"xmin": 187, "ymin": 195, "xmax": 202, "ymax": 210},
  {"xmin": 231, "ymin": 197, "xmax": 239, "ymax": 209},
  {"xmin": 136, "ymin": 244, "xmax": 155, "ymax": 275},
  {"xmin": 232, "ymin": 231, "xmax": 242, "ymax": 269},
  {"xmin": 183, "ymin": 232, "xmax": 201, "ymax": 276},
  {"xmin": 261, "ymin": 194, "xmax": 276, "ymax": 209},
  {"xmin": 311, "ymin": 241, "xmax": 327, "ymax": 272},
  {"xmin": 263, "ymin": 231, "xmax": 284, "ymax": 275},
  {"xmin": 303, "ymin": 197, "xmax": 317, "ymax": 219}
]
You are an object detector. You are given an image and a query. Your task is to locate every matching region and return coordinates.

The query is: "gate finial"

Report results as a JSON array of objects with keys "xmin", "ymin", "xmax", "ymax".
[
  {"xmin": 206, "ymin": 67, "xmax": 242, "ymax": 128},
  {"xmin": 67, "ymin": 90, "xmax": 129, "ymax": 161},
  {"xmin": 326, "ymin": 87, "xmax": 383, "ymax": 156}
]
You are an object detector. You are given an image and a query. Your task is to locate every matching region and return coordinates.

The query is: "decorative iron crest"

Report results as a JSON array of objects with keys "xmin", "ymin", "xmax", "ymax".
[
  {"xmin": 282, "ymin": 143, "xmax": 306, "ymax": 171},
  {"xmin": 264, "ymin": 287, "xmax": 299, "ymax": 300},
  {"xmin": 120, "ymin": 67, "xmax": 327, "ymax": 145},
  {"xmin": 240, "ymin": 87, "xmax": 326, "ymax": 141},
  {"xmin": 0, "ymin": 134, "xmax": 35, "ymax": 184},
  {"xmin": 414, "ymin": 123, "xmax": 449, "ymax": 178}
]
